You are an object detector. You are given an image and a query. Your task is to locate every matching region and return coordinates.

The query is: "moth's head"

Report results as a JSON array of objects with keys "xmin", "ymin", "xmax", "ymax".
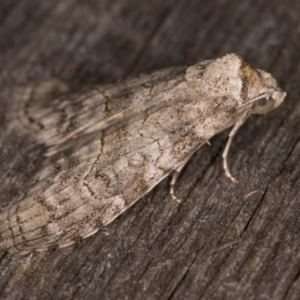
[
  {"xmin": 237, "ymin": 57, "xmax": 286, "ymax": 115},
  {"xmin": 249, "ymin": 69, "xmax": 286, "ymax": 115}
]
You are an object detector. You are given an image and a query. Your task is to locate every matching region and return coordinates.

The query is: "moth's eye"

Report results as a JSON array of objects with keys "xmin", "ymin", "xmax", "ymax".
[{"xmin": 253, "ymin": 97, "xmax": 275, "ymax": 114}]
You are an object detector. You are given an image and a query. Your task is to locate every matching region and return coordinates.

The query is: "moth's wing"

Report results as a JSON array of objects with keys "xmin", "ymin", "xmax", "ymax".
[
  {"xmin": 1, "ymin": 102, "xmax": 208, "ymax": 253},
  {"xmin": 1, "ymin": 62, "xmax": 214, "ymax": 253},
  {"xmin": 10, "ymin": 65, "xmax": 188, "ymax": 147}
]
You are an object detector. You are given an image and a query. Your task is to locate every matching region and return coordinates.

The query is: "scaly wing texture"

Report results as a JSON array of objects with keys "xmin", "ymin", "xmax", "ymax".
[
  {"xmin": 10, "ymin": 66, "xmax": 188, "ymax": 146},
  {"xmin": 1, "ymin": 63, "xmax": 214, "ymax": 254}
]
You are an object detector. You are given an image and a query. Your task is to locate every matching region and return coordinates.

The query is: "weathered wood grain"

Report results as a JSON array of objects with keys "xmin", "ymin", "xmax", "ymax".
[{"xmin": 0, "ymin": 0, "xmax": 299, "ymax": 299}]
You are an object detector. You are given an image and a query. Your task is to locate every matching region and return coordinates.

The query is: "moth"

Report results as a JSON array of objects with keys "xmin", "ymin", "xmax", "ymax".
[{"xmin": 0, "ymin": 54, "xmax": 286, "ymax": 254}]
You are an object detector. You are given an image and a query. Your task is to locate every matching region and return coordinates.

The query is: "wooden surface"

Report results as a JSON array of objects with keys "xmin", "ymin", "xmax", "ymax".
[{"xmin": 0, "ymin": 0, "xmax": 299, "ymax": 299}]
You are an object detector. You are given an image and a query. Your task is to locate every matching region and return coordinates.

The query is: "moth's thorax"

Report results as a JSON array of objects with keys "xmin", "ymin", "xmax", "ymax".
[
  {"xmin": 185, "ymin": 53, "xmax": 286, "ymax": 112},
  {"xmin": 238, "ymin": 57, "xmax": 262, "ymax": 102},
  {"xmin": 185, "ymin": 54, "xmax": 262, "ymax": 104},
  {"xmin": 185, "ymin": 54, "xmax": 244, "ymax": 105}
]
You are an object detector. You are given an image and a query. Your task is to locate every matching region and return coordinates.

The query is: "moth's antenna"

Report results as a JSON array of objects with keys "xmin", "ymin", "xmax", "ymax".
[{"xmin": 236, "ymin": 93, "xmax": 267, "ymax": 110}]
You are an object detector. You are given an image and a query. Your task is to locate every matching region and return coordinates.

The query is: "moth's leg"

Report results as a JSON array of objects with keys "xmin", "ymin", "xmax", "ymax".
[
  {"xmin": 222, "ymin": 111, "xmax": 250, "ymax": 182},
  {"xmin": 170, "ymin": 154, "xmax": 194, "ymax": 203}
]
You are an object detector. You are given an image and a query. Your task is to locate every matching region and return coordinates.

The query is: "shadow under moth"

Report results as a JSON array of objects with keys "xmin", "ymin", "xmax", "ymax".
[{"xmin": 0, "ymin": 54, "xmax": 286, "ymax": 254}]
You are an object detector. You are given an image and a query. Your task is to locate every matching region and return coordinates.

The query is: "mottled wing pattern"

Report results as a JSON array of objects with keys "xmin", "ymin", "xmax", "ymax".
[
  {"xmin": 1, "ymin": 63, "xmax": 213, "ymax": 254},
  {"xmin": 1, "ymin": 53, "xmax": 287, "ymax": 254},
  {"xmin": 10, "ymin": 67, "xmax": 188, "ymax": 146}
]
